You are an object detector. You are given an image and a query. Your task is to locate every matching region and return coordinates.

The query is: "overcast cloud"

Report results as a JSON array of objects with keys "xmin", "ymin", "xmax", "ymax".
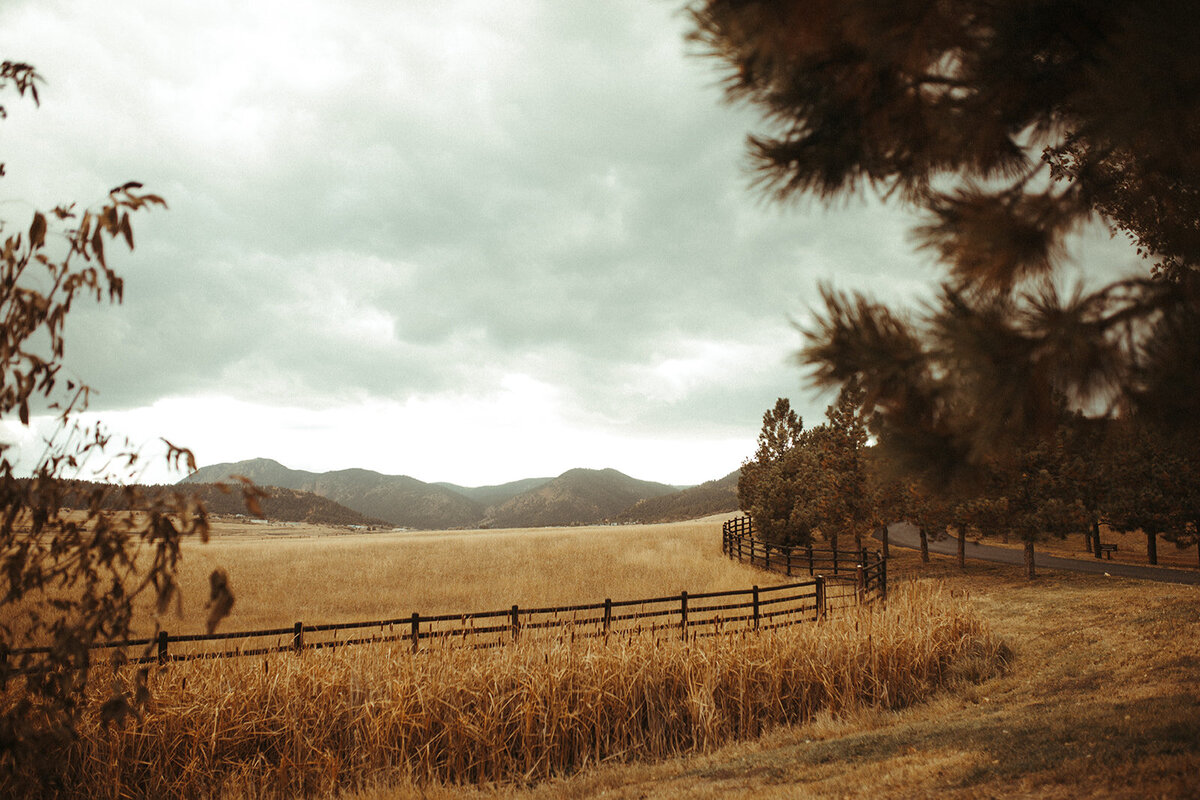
[{"xmin": 0, "ymin": 1, "xmax": 1139, "ymax": 487}]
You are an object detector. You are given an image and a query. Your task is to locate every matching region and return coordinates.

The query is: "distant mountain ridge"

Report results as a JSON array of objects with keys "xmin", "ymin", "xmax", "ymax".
[
  {"xmin": 181, "ymin": 458, "xmax": 737, "ymax": 530},
  {"xmin": 615, "ymin": 469, "xmax": 740, "ymax": 523},
  {"xmin": 49, "ymin": 479, "xmax": 386, "ymax": 527},
  {"xmin": 182, "ymin": 459, "xmax": 482, "ymax": 529},
  {"xmin": 433, "ymin": 477, "xmax": 554, "ymax": 508},
  {"xmin": 483, "ymin": 468, "xmax": 676, "ymax": 528}
]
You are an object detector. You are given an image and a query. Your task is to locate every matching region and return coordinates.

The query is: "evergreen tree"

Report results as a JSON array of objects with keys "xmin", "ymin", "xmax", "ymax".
[
  {"xmin": 753, "ymin": 397, "xmax": 804, "ymax": 462},
  {"xmin": 1101, "ymin": 422, "xmax": 1195, "ymax": 566},
  {"xmin": 809, "ymin": 382, "xmax": 875, "ymax": 552},
  {"xmin": 739, "ymin": 388, "xmax": 878, "ymax": 550},
  {"xmin": 971, "ymin": 431, "xmax": 1089, "ymax": 579},
  {"xmin": 738, "ymin": 398, "xmax": 812, "ymax": 544},
  {"xmin": 688, "ymin": 0, "xmax": 1200, "ymax": 488}
]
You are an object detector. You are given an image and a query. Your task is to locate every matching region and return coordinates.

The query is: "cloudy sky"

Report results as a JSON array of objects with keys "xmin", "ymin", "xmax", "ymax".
[{"xmin": 0, "ymin": 1, "xmax": 1136, "ymax": 488}]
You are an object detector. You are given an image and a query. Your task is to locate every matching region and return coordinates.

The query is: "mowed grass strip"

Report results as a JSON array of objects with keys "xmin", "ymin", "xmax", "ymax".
[{"xmin": 9, "ymin": 580, "xmax": 1004, "ymax": 799}]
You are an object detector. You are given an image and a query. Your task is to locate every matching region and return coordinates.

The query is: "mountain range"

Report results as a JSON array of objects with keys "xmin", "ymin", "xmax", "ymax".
[
  {"xmin": 44, "ymin": 479, "xmax": 388, "ymax": 528},
  {"xmin": 181, "ymin": 458, "xmax": 740, "ymax": 529}
]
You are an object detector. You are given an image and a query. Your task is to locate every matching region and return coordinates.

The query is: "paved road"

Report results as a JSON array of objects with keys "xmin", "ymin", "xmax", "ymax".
[{"xmin": 885, "ymin": 522, "xmax": 1200, "ymax": 586}]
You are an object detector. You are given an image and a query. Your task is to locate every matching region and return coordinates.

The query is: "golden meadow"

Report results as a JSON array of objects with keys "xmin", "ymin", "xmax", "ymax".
[{"xmin": 4, "ymin": 517, "xmax": 1007, "ymax": 798}]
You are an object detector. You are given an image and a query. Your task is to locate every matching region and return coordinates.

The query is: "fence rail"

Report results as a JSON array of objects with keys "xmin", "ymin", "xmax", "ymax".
[
  {"xmin": 3, "ymin": 519, "xmax": 884, "ymax": 674},
  {"xmin": 722, "ymin": 515, "xmax": 887, "ymax": 599}
]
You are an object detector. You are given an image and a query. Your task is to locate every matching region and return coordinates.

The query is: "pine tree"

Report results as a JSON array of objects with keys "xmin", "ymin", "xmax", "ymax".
[
  {"xmin": 1100, "ymin": 422, "xmax": 1195, "ymax": 566},
  {"xmin": 688, "ymin": 0, "xmax": 1200, "ymax": 487},
  {"xmin": 738, "ymin": 398, "xmax": 812, "ymax": 544},
  {"xmin": 971, "ymin": 431, "xmax": 1090, "ymax": 579},
  {"xmin": 739, "ymin": 388, "xmax": 879, "ymax": 550}
]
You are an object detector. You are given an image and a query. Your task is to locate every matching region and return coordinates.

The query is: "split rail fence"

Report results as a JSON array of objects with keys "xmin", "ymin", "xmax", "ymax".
[
  {"xmin": 5, "ymin": 518, "xmax": 886, "ymax": 673},
  {"xmin": 722, "ymin": 515, "xmax": 887, "ymax": 598}
]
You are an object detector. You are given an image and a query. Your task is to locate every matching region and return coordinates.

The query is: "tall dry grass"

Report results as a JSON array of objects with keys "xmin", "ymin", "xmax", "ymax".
[
  {"xmin": 7, "ymin": 580, "xmax": 1006, "ymax": 799},
  {"xmin": 134, "ymin": 517, "xmax": 789, "ymax": 635}
]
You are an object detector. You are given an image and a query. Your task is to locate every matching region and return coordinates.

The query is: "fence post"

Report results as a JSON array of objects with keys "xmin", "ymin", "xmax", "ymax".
[
  {"xmin": 511, "ymin": 605, "xmax": 521, "ymax": 642},
  {"xmin": 680, "ymin": 591, "xmax": 688, "ymax": 641},
  {"xmin": 292, "ymin": 621, "xmax": 304, "ymax": 654},
  {"xmin": 786, "ymin": 546, "xmax": 793, "ymax": 576},
  {"xmin": 411, "ymin": 612, "xmax": 420, "ymax": 653},
  {"xmin": 861, "ymin": 547, "xmax": 869, "ymax": 570},
  {"xmin": 806, "ymin": 544, "xmax": 814, "ymax": 575},
  {"xmin": 815, "ymin": 577, "xmax": 826, "ymax": 621},
  {"xmin": 603, "ymin": 598, "xmax": 612, "ymax": 635},
  {"xmin": 833, "ymin": 549, "xmax": 840, "ymax": 576},
  {"xmin": 856, "ymin": 562, "xmax": 866, "ymax": 604},
  {"xmin": 879, "ymin": 551, "xmax": 887, "ymax": 598},
  {"xmin": 752, "ymin": 585, "xmax": 760, "ymax": 630},
  {"xmin": 157, "ymin": 630, "xmax": 169, "ymax": 665}
]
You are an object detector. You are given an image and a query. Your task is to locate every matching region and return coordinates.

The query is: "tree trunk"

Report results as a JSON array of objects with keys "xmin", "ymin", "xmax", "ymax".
[
  {"xmin": 854, "ymin": 530, "xmax": 862, "ymax": 553},
  {"xmin": 957, "ymin": 528, "xmax": 966, "ymax": 568},
  {"xmin": 1147, "ymin": 531, "xmax": 1158, "ymax": 565},
  {"xmin": 1093, "ymin": 521, "xmax": 1102, "ymax": 558},
  {"xmin": 1024, "ymin": 541, "xmax": 1036, "ymax": 579},
  {"xmin": 919, "ymin": 527, "xmax": 929, "ymax": 563}
]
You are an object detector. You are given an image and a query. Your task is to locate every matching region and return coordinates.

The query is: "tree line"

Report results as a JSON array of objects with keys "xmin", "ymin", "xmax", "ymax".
[{"xmin": 740, "ymin": 392, "xmax": 1200, "ymax": 578}]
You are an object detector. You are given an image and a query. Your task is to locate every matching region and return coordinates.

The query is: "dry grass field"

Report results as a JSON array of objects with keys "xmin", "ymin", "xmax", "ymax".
[
  {"xmin": 24, "ymin": 578, "xmax": 1000, "ymax": 799},
  {"xmin": 136, "ymin": 514, "xmax": 791, "ymax": 636},
  {"xmin": 375, "ymin": 548, "xmax": 1198, "ymax": 800},
  {"xmin": 6, "ymin": 516, "xmax": 1198, "ymax": 798}
]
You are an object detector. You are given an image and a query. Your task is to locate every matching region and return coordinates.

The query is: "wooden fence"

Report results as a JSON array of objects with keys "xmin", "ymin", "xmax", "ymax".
[
  {"xmin": 722, "ymin": 515, "xmax": 887, "ymax": 599},
  {"xmin": 5, "ymin": 521, "xmax": 884, "ymax": 673}
]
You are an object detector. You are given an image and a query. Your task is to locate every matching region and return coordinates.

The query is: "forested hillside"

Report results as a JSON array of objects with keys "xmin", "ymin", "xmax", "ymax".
[
  {"xmin": 50, "ymin": 480, "xmax": 386, "ymax": 527},
  {"xmin": 481, "ymin": 468, "xmax": 677, "ymax": 528},
  {"xmin": 183, "ymin": 459, "xmax": 484, "ymax": 528},
  {"xmin": 615, "ymin": 470, "xmax": 740, "ymax": 523}
]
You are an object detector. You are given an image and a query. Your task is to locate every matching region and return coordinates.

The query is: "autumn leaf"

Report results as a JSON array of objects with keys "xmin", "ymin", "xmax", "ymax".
[{"xmin": 29, "ymin": 211, "xmax": 46, "ymax": 248}]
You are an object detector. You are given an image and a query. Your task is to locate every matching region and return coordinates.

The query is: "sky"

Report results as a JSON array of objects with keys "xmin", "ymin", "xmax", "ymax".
[{"xmin": 0, "ymin": 1, "xmax": 1139, "ymax": 488}]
